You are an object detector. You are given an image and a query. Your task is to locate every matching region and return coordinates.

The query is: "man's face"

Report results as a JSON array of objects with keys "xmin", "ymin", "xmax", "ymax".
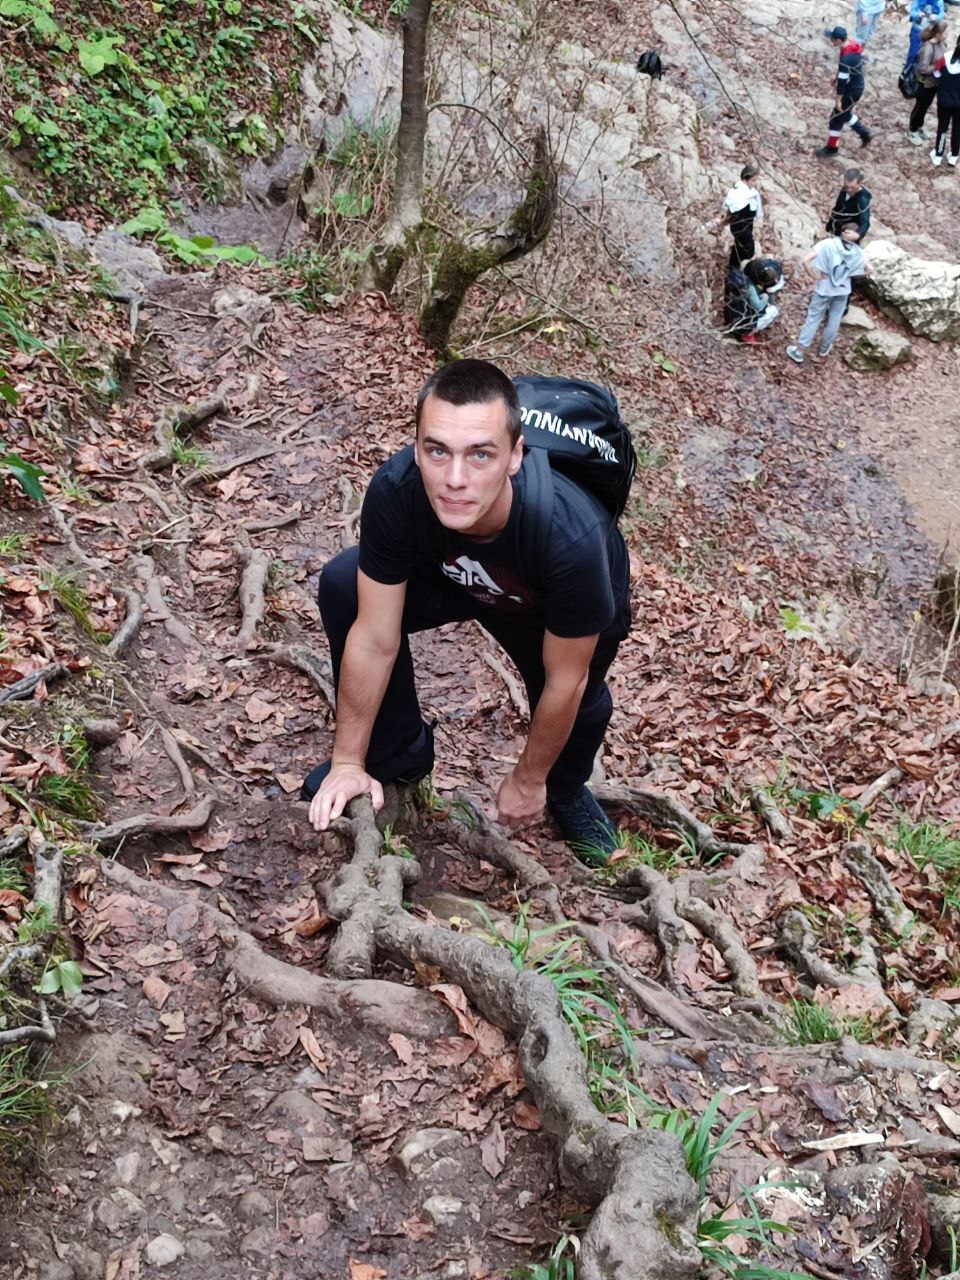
[
  {"xmin": 843, "ymin": 178, "xmax": 861, "ymax": 195},
  {"xmin": 415, "ymin": 394, "xmax": 523, "ymax": 538}
]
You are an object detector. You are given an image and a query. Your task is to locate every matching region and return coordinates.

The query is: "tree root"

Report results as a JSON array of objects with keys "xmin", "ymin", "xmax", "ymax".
[
  {"xmin": 78, "ymin": 793, "xmax": 216, "ymax": 848},
  {"xmin": 232, "ymin": 546, "xmax": 271, "ymax": 650},
  {"xmin": 858, "ymin": 766, "xmax": 904, "ymax": 810},
  {"xmin": 321, "ymin": 797, "xmax": 701, "ymax": 1280},
  {"xmin": 338, "ymin": 477, "xmax": 361, "ymax": 549},
  {"xmin": 446, "ymin": 796, "xmax": 727, "ymax": 1041},
  {"xmin": 0, "ymin": 662, "xmax": 70, "ymax": 705},
  {"xmin": 0, "ymin": 827, "xmax": 28, "ymax": 857},
  {"xmin": 139, "ymin": 393, "xmax": 226, "ymax": 471},
  {"xmin": 98, "ymin": 859, "xmax": 453, "ymax": 1040},
  {"xmin": 481, "ymin": 648, "xmax": 528, "ymax": 718},
  {"xmin": 104, "ymin": 587, "xmax": 143, "ymax": 658},
  {"xmin": 134, "ymin": 555, "xmax": 196, "ymax": 648},
  {"xmin": 159, "ymin": 727, "xmax": 195, "ymax": 796},
  {"xmin": 48, "ymin": 504, "xmax": 110, "ymax": 572},
  {"xmin": 257, "ymin": 643, "xmax": 335, "ymax": 706},
  {"xmin": 779, "ymin": 909, "xmax": 898, "ymax": 1016},
  {"xmin": 242, "ymin": 513, "xmax": 301, "ymax": 534},
  {"xmin": 594, "ymin": 782, "xmax": 766, "ymax": 863},
  {"xmin": 0, "ymin": 844, "xmax": 63, "ymax": 1046},
  {"xmin": 844, "ymin": 840, "xmax": 914, "ymax": 935}
]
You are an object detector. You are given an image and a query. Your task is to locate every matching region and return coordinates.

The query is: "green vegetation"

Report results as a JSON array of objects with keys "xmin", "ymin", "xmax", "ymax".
[
  {"xmin": 595, "ymin": 829, "xmax": 696, "ymax": 881},
  {"xmin": 38, "ymin": 566, "xmax": 105, "ymax": 641},
  {"xmin": 0, "ymin": 452, "xmax": 46, "ymax": 501},
  {"xmin": 783, "ymin": 999, "xmax": 875, "ymax": 1046},
  {"xmin": 0, "ymin": 1044, "xmax": 59, "ymax": 1167},
  {"xmin": 896, "ymin": 817, "xmax": 960, "ymax": 913},
  {"xmin": 509, "ymin": 1235, "xmax": 579, "ymax": 1280},
  {"xmin": 119, "ymin": 205, "xmax": 266, "ymax": 267},
  {"xmin": 170, "ymin": 437, "xmax": 212, "ymax": 472},
  {"xmin": 0, "ymin": 0, "xmax": 322, "ymax": 214}
]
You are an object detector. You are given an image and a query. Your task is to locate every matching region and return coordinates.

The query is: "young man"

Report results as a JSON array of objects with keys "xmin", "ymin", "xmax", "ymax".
[
  {"xmin": 816, "ymin": 26, "xmax": 873, "ymax": 156},
  {"xmin": 719, "ymin": 161, "xmax": 762, "ymax": 268},
  {"xmin": 786, "ymin": 225, "xmax": 871, "ymax": 364},
  {"xmin": 302, "ymin": 360, "xmax": 631, "ymax": 861},
  {"xmin": 825, "ymin": 168, "xmax": 872, "ymax": 239}
]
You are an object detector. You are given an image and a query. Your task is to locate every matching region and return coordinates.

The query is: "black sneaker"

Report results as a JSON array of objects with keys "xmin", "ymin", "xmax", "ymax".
[
  {"xmin": 814, "ymin": 145, "xmax": 838, "ymax": 158},
  {"xmin": 299, "ymin": 722, "xmax": 435, "ymax": 802},
  {"xmin": 547, "ymin": 787, "xmax": 619, "ymax": 865},
  {"xmin": 857, "ymin": 128, "xmax": 872, "ymax": 148}
]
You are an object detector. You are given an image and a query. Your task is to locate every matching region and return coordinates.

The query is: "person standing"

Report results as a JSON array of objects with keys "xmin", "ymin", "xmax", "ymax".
[
  {"xmin": 909, "ymin": 21, "xmax": 948, "ymax": 142},
  {"xmin": 719, "ymin": 162, "xmax": 762, "ymax": 267},
  {"xmin": 931, "ymin": 34, "xmax": 960, "ymax": 164},
  {"xmin": 816, "ymin": 26, "xmax": 873, "ymax": 156},
  {"xmin": 786, "ymin": 225, "xmax": 871, "ymax": 364},
  {"xmin": 826, "ymin": 168, "xmax": 872, "ymax": 238},
  {"xmin": 855, "ymin": 0, "xmax": 886, "ymax": 44}
]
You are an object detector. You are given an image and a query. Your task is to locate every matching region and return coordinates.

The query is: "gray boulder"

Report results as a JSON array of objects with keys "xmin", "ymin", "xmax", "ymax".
[
  {"xmin": 844, "ymin": 329, "xmax": 913, "ymax": 372},
  {"xmin": 861, "ymin": 239, "xmax": 960, "ymax": 341}
]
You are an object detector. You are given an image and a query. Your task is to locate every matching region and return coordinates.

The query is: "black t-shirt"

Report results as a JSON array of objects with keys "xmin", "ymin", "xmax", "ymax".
[{"xmin": 357, "ymin": 447, "xmax": 630, "ymax": 639}]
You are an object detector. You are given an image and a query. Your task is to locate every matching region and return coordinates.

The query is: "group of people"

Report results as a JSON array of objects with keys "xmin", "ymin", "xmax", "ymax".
[
  {"xmin": 720, "ymin": 160, "xmax": 873, "ymax": 361},
  {"xmin": 822, "ymin": 4, "xmax": 960, "ymax": 166}
]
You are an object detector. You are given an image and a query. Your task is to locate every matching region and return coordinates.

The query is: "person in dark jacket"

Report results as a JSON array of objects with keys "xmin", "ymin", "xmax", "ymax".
[
  {"xmin": 724, "ymin": 259, "xmax": 783, "ymax": 344},
  {"xmin": 718, "ymin": 161, "xmax": 762, "ymax": 267},
  {"xmin": 816, "ymin": 26, "xmax": 873, "ymax": 157},
  {"xmin": 931, "ymin": 34, "xmax": 960, "ymax": 165},
  {"xmin": 826, "ymin": 168, "xmax": 872, "ymax": 238}
]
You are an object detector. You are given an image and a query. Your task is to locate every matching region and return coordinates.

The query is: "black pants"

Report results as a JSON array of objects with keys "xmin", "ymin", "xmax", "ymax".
[
  {"xmin": 828, "ymin": 93, "xmax": 868, "ymax": 140},
  {"xmin": 909, "ymin": 83, "xmax": 937, "ymax": 132},
  {"xmin": 729, "ymin": 220, "xmax": 755, "ymax": 268},
  {"xmin": 934, "ymin": 103, "xmax": 960, "ymax": 156},
  {"xmin": 316, "ymin": 546, "xmax": 629, "ymax": 799}
]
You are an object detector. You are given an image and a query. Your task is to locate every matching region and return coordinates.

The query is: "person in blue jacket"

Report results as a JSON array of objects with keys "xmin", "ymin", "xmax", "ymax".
[{"xmin": 908, "ymin": 0, "xmax": 946, "ymax": 66}]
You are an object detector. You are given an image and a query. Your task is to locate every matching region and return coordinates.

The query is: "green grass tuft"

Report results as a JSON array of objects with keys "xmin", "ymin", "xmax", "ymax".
[{"xmin": 896, "ymin": 818, "xmax": 960, "ymax": 913}]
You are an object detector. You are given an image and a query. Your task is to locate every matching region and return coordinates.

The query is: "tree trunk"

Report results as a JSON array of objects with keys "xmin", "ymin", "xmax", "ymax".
[
  {"xmin": 419, "ymin": 126, "xmax": 558, "ymax": 355},
  {"xmin": 361, "ymin": 0, "xmax": 432, "ymax": 293}
]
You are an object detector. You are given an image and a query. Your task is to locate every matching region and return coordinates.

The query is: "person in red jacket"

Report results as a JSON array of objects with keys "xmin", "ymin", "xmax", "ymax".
[{"xmin": 816, "ymin": 26, "xmax": 873, "ymax": 157}]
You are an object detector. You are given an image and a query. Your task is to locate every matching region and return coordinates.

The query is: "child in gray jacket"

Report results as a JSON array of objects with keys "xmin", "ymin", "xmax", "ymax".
[{"xmin": 786, "ymin": 226, "xmax": 871, "ymax": 364}]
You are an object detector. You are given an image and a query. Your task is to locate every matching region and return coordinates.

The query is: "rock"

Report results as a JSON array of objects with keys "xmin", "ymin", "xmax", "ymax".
[
  {"xmin": 38, "ymin": 1262, "xmax": 74, "ymax": 1280},
  {"xmin": 265, "ymin": 1089, "xmax": 329, "ymax": 1131},
  {"xmin": 298, "ymin": 1210, "xmax": 330, "ymax": 1241},
  {"xmin": 302, "ymin": 1132, "xmax": 353, "ymax": 1162},
  {"xmin": 61, "ymin": 1246, "xmax": 101, "ymax": 1280},
  {"xmin": 238, "ymin": 1189, "xmax": 273, "ymax": 1221},
  {"xmin": 113, "ymin": 1149, "xmax": 142, "ymax": 1185},
  {"xmin": 94, "ymin": 1188, "xmax": 143, "ymax": 1231},
  {"xmin": 395, "ymin": 1128, "xmax": 464, "ymax": 1180},
  {"xmin": 844, "ymin": 329, "xmax": 913, "ymax": 372},
  {"xmin": 860, "ymin": 239, "xmax": 960, "ymax": 341},
  {"xmin": 184, "ymin": 1237, "xmax": 217, "ymax": 1261},
  {"xmin": 929, "ymin": 1194, "xmax": 960, "ymax": 1267},
  {"xmin": 240, "ymin": 1225, "xmax": 276, "ymax": 1259},
  {"xmin": 92, "ymin": 229, "xmax": 167, "ymax": 299},
  {"xmin": 422, "ymin": 1195, "xmax": 465, "ymax": 1226},
  {"xmin": 144, "ymin": 1235, "xmax": 184, "ymax": 1267},
  {"xmin": 840, "ymin": 305, "xmax": 874, "ymax": 330},
  {"xmin": 442, "ymin": 1263, "xmax": 469, "ymax": 1279},
  {"xmin": 185, "ymin": 138, "xmax": 244, "ymax": 204}
]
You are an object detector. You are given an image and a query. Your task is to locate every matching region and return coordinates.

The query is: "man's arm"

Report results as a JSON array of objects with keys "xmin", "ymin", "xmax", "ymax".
[
  {"xmin": 308, "ymin": 570, "xmax": 406, "ymax": 830},
  {"xmin": 497, "ymin": 630, "xmax": 598, "ymax": 827},
  {"xmin": 802, "ymin": 247, "xmax": 821, "ymax": 279}
]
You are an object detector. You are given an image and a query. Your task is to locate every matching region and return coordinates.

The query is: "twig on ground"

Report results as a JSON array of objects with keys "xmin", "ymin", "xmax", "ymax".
[
  {"xmin": 0, "ymin": 663, "xmax": 69, "ymax": 705},
  {"xmin": 481, "ymin": 648, "xmax": 529, "ymax": 718},
  {"xmin": 232, "ymin": 546, "xmax": 271, "ymax": 650},
  {"xmin": 79, "ymin": 793, "xmax": 216, "ymax": 847},
  {"xmin": 748, "ymin": 783, "xmax": 794, "ymax": 841},
  {"xmin": 257, "ymin": 643, "xmax": 335, "ymax": 706},
  {"xmin": 139, "ymin": 393, "xmax": 226, "ymax": 471},
  {"xmin": 0, "ymin": 1002, "xmax": 56, "ymax": 1046},
  {"xmin": 160, "ymin": 727, "xmax": 195, "ymax": 796},
  {"xmin": 779, "ymin": 908, "xmax": 898, "ymax": 1015},
  {"xmin": 134, "ymin": 555, "xmax": 196, "ymax": 648},
  {"xmin": 857, "ymin": 766, "xmax": 904, "ymax": 810},
  {"xmin": 104, "ymin": 588, "xmax": 143, "ymax": 658},
  {"xmin": 242, "ymin": 513, "xmax": 301, "ymax": 534}
]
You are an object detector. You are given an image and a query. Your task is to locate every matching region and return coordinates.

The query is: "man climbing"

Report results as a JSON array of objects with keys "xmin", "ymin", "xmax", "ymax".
[
  {"xmin": 302, "ymin": 360, "xmax": 631, "ymax": 862},
  {"xmin": 816, "ymin": 26, "xmax": 873, "ymax": 157},
  {"xmin": 825, "ymin": 168, "xmax": 872, "ymax": 238}
]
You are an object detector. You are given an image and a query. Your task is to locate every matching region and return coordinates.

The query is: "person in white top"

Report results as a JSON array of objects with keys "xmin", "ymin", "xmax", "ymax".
[{"xmin": 719, "ymin": 161, "xmax": 762, "ymax": 267}]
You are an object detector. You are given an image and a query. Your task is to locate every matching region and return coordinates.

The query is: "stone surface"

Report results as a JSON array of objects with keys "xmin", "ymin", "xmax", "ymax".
[
  {"xmin": 238, "ymin": 1189, "xmax": 272, "ymax": 1221},
  {"xmin": 861, "ymin": 239, "xmax": 960, "ymax": 341},
  {"xmin": 37, "ymin": 1262, "xmax": 74, "ymax": 1280},
  {"xmin": 113, "ymin": 1151, "xmax": 141, "ymax": 1185},
  {"xmin": 840, "ymin": 305, "xmax": 874, "ymax": 330},
  {"xmin": 844, "ymin": 329, "xmax": 913, "ymax": 372},
  {"xmin": 92, "ymin": 230, "xmax": 167, "ymax": 298},
  {"xmin": 144, "ymin": 1235, "xmax": 184, "ymax": 1268},
  {"xmin": 422, "ymin": 1194, "xmax": 465, "ymax": 1226},
  {"xmin": 395, "ymin": 1128, "xmax": 464, "ymax": 1179},
  {"xmin": 240, "ymin": 1225, "xmax": 276, "ymax": 1259}
]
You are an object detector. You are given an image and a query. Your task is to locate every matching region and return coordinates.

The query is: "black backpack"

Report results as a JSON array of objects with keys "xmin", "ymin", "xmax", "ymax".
[
  {"xmin": 899, "ymin": 61, "xmax": 919, "ymax": 99},
  {"xmin": 636, "ymin": 49, "xmax": 663, "ymax": 79},
  {"xmin": 413, "ymin": 375, "xmax": 637, "ymax": 572}
]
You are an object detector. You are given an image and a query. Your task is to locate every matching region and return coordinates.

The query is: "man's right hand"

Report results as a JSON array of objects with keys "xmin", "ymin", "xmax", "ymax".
[{"xmin": 309, "ymin": 764, "xmax": 384, "ymax": 831}]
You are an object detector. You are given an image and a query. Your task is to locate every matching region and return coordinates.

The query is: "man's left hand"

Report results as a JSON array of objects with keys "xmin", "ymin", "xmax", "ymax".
[{"xmin": 496, "ymin": 769, "xmax": 547, "ymax": 828}]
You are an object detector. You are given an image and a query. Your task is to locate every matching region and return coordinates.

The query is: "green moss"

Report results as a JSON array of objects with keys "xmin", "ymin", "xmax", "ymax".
[{"xmin": 656, "ymin": 1209, "xmax": 682, "ymax": 1249}]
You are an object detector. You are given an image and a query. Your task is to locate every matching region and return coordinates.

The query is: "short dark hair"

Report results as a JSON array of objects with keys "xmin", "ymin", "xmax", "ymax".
[
  {"xmin": 740, "ymin": 160, "xmax": 759, "ymax": 181},
  {"xmin": 843, "ymin": 167, "xmax": 864, "ymax": 183},
  {"xmin": 415, "ymin": 359, "xmax": 521, "ymax": 445}
]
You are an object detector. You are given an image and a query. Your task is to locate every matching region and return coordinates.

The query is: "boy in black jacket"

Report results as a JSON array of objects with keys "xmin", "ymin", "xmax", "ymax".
[
  {"xmin": 816, "ymin": 26, "xmax": 873, "ymax": 156},
  {"xmin": 826, "ymin": 168, "xmax": 872, "ymax": 238}
]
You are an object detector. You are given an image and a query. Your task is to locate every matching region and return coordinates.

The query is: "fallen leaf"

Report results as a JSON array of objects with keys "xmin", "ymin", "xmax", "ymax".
[
  {"xmin": 142, "ymin": 974, "xmax": 171, "ymax": 1010},
  {"xmin": 159, "ymin": 1010, "xmax": 186, "ymax": 1041},
  {"xmin": 430, "ymin": 982, "xmax": 477, "ymax": 1039},
  {"xmin": 244, "ymin": 694, "xmax": 275, "ymax": 724},
  {"xmin": 349, "ymin": 1263, "xmax": 386, "ymax": 1280},
  {"xmin": 934, "ymin": 1103, "xmax": 960, "ymax": 1137},
  {"xmin": 188, "ymin": 827, "xmax": 233, "ymax": 852},
  {"xmin": 480, "ymin": 1120, "xmax": 506, "ymax": 1178},
  {"xmin": 302, "ymin": 1133, "xmax": 352, "ymax": 1162},
  {"xmin": 170, "ymin": 864, "xmax": 223, "ymax": 887},
  {"xmin": 388, "ymin": 1033, "xmax": 414, "ymax": 1065},
  {"xmin": 512, "ymin": 1101, "xmax": 542, "ymax": 1130},
  {"xmin": 299, "ymin": 1025, "xmax": 327, "ymax": 1074},
  {"xmin": 276, "ymin": 772, "xmax": 303, "ymax": 793}
]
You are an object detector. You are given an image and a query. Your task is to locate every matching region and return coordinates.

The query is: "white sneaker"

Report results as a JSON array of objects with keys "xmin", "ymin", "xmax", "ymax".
[
  {"xmin": 949, "ymin": 154, "xmax": 959, "ymax": 167},
  {"xmin": 907, "ymin": 131, "xmax": 924, "ymax": 145},
  {"xmin": 786, "ymin": 345, "xmax": 805, "ymax": 365},
  {"xmin": 931, "ymin": 149, "xmax": 944, "ymax": 166}
]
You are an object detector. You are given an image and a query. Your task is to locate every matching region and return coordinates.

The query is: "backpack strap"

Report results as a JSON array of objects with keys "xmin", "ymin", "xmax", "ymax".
[{"xmin": 519, "ymin": 447, "xmax": 555, "ymax": 591}]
